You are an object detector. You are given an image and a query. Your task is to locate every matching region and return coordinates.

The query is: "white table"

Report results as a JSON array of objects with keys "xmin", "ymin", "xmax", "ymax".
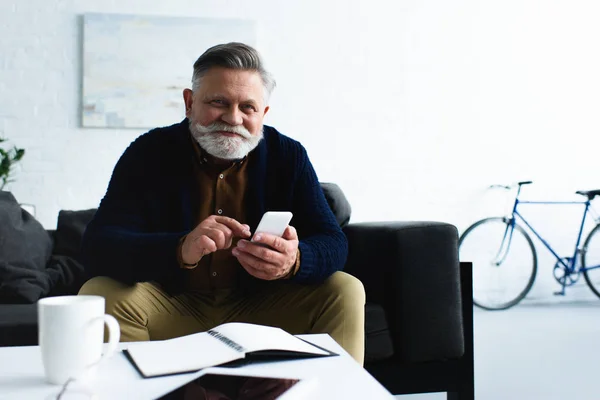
[{"xmin": 0, "ymin": 334, "xmax": 393, "ymax": 399}]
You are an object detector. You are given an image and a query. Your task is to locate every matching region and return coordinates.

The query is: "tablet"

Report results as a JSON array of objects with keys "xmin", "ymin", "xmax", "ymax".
[{"xmin": 157, "ymin": 372, "xmax": 316, "ymax": 400}]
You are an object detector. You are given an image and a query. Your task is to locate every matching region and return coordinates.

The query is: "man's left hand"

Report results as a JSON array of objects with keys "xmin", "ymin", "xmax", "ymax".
[{"xmin": 232, "ymin": 226, "xmax": 299, "ymax": 280}]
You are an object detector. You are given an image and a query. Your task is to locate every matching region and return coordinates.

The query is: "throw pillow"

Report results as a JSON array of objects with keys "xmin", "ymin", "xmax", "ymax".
[
  {"xmin": 0, "ymin": 191, "xmax": 53, "ymax": 303},
  {"xmin": 320, "ymin": 182, "xmax": 352, "ymax": 228}
]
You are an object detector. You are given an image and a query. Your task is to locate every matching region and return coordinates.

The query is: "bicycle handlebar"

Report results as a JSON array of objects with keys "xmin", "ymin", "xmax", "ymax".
[{"xmin": 488, "ymin": 181, "xmax": 533, "ymax": 190}]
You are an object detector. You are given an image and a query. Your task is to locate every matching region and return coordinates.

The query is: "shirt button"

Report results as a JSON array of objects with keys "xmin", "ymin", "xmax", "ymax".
[
  {"xmin": 219, "ymin": 174, "xmax": 224, "ymax": 179},
  {"xmin": 217, "ymin": 209, "xmax": 223, "ymax": 215},
  {"xmin": 212, "ymin": 272, "xmax": 217, "ymax": 277}
]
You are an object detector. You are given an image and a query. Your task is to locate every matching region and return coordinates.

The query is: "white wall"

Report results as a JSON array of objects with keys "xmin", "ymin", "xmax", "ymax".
[{"xmin": 2, "ymin": 0, "xmax": 600, "ymax": 299}]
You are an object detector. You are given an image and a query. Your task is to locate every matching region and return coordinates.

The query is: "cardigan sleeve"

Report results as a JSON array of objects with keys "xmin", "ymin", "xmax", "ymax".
[
  {"xmin": 81, "ymin": 133, "xmax": 187, "ymax": 285},
  {"xmin": 290, "ymin": 149, "xmax": 348, "ymax": 283}
]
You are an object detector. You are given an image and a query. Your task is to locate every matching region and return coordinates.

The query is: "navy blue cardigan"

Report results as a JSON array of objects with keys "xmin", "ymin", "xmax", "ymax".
[{"xmin": 82, "ymin": 120, "xmax": 348, "ymax": 293}]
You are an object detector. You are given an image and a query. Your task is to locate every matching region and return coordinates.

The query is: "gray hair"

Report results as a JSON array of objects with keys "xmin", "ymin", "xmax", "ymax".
[{"xmin": 191, "ymin": 42, "xmax": 276, "ymax": 102}]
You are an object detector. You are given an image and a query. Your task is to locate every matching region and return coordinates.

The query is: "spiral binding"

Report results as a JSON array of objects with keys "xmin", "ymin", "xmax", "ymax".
[{"xmin": 207, "ymin": 330, "xmax": 246, "ymax": 353}]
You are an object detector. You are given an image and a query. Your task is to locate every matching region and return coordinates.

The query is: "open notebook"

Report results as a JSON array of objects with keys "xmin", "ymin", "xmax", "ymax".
[{"xmin": 123, "ymin": 322, "xmax": 337, "ymax": 378}]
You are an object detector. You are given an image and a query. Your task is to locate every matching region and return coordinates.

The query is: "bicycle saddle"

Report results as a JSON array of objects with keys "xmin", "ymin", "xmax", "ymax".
[{"xmin": 576, "ymin": 189, "xmax": 600, "ymax": 200}]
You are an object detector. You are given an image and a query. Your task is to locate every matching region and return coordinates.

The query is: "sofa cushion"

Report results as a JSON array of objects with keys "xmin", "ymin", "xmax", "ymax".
[
  {"xmin": 0, "ymin": 304, "xmax": 37, "ymax": 346},
  {"xmin": 0, "ymin": 192, "xmax": 53, "ymax": 303},
  {"xmin": 52, "ymin": 209, "xmax": 96, "ymax": 258},
  {"xmin": 46, "ymin": 209, "xmax": 96, "ymax": 296},
  {"xmin": 365, "ymin": 303, "xmax": 395, "ymax": 363},
  {"xmin": 320, "ymin": 183, "xmax": 351, "ymax": 228}
]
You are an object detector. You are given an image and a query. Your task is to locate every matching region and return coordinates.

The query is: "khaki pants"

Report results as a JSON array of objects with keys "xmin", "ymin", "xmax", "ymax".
[{"xmin": 78, "ymin": 271, "xmax": 365, "ymax": 365}]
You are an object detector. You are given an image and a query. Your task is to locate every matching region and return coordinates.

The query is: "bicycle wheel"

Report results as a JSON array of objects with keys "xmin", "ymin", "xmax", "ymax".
[
  {"xmin": 459, "ymin": 217, "xmax": 537, "ymax": 310},
  {"xmin": 582, "ymin": 223, "xmax": 600, "ymax": 298}
]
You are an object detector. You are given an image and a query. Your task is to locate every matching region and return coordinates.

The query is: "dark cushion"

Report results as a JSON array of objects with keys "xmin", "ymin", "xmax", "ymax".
[
  {"xmin": 0, "ymin": 191, "xmax": 53, "ymax": 303},
  {"xmin": 0, "ymin": 304, "xmax": 37, "ymax": 346},
  {"xmin": 52, "ymin": 209, "xmax": 96, "ymax": 258},
  {"xmin": 320, "ymin": 182, "xmax": 351, "ymax": 228},
  {"xmin": 365, "ymin": 303, "xmax": 395, "ymax": 363},
  {"xmin": 46, "ymin": 209, "xmax": 96, "ymax": 296}
]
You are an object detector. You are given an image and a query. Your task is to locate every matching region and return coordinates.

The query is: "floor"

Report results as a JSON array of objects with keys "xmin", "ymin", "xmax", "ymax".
[{"xmin": 396, "ymin": 297, "xmax": 600, "ymax": 400}]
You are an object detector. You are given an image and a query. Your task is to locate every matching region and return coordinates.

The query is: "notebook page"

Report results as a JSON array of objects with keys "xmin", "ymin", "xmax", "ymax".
[
  {"xmin": 125, "ymin": 332, "xmax": 244, "ymax": 377},
  {"xmin": 213, "ymin": 322, "xmax": 329, "ymax": 355}
]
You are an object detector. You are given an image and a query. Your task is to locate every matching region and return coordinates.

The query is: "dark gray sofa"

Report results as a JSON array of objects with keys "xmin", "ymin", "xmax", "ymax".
[{"xmin": 0, "ymin": 185, "xmax": 473, "ymax": 399}]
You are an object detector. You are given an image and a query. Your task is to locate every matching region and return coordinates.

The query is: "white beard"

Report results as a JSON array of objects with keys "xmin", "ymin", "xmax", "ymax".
[{"xmin": 189, "ymin": 120, "xmax": 263, "ymax": 160}]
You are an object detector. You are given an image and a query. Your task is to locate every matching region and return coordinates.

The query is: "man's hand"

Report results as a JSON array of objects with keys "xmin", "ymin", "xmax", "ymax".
[
  {"xmin": 232, "ymin": 226, "xmax": 299, "ymax": 280},
  {"xmin": 181, "ymin": 215, "xmax": 251, "ymax": 265}
]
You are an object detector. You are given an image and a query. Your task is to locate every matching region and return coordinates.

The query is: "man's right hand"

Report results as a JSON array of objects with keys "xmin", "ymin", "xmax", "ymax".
[{"xmin": 181, "ymin": 216, "xmax": 251, "ymax": 265}]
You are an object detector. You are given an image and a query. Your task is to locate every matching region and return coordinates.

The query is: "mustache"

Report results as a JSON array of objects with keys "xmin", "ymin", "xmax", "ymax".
[{"xmin": 192, "ymin": 122, "xmax": 252, "ymax": 139}]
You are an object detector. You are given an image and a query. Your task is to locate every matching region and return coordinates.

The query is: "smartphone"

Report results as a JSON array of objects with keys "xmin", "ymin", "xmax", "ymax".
[{"xmin": 251, "ymin": 211, "xmax": 293, "ymax": 242}]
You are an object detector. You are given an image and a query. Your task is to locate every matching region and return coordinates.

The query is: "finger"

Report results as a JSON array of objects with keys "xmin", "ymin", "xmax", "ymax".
[
  {"xmin": 207, "ymin": 224, "xmax": 235, "ymax": 248},
  {"xmin": 282, "ymin": 225, "xmax": 298, "ymax": 240},
  {"xmin": 194, "ymin": 235, "xmax": 217, "ymax": 254},
  {"xmin": 238, "ymin": 259, "xmax": 272, "ymax": 280},
  {"xmin": 232, "ymin": 249, "xmax": 280, "ymax": 280},
  {"xmin": 251, "ymin": 232, "xmax": 288, "ymax": 253},
  {"xmin": 213, "ymin": 216, "xmax": 251, "ymax": 238},
  {"xmin": 236, "ymin": 240, "xmax": 286, "ymax": 265},
  {"xmin": 204, "ymin": 227, "xmax": 230, "ymax": 249}
]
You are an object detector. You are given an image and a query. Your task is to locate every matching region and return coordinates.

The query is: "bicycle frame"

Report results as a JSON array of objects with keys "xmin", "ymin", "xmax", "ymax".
[{"xmin": 501, "ymin": 185, "xmax": 600, "ymax": 274}]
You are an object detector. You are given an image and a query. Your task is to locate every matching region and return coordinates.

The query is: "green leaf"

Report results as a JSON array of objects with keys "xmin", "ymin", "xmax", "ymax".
[
  {"xmin": 14, "ymin": 148, "xmax": 25, "ymax": 160},
  {"xmin": 0, "ymin": 138, "xmax": 25, "ymax": 186}
]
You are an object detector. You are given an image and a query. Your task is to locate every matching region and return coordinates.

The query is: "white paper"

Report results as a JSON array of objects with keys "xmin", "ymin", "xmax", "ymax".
[
  {"xmin": 213, "ymin": 323, "xmax": 329, "ymax": 355},
  {"xmin": 126, "ymin": 332, "xmax": 243, "ymax": 377}
]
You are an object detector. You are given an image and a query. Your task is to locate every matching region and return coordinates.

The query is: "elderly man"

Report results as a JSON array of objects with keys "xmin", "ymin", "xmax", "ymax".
[{"xmin": 79, "ymin": 42, "xmax": 365, "ymax": 364}]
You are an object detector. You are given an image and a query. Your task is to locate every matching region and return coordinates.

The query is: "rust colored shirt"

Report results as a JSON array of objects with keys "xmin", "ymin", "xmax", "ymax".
[
  {"xmin": 183, "ymin": 138, "xmax": 249, "ymax": 291},
  {"xmin": 178, "ymin": 136, "xmax": 300, "ymax": 291}
]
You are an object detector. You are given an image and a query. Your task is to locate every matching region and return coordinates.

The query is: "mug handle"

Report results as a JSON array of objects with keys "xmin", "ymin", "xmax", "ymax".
[
  {"xmin": 58, "ymin": 314, "xmax": 121, "ymax": 387},
  {"xmin": 84, "ymin": 314, "xmax": 121, "ymax": 370},
  {"xmin": 99, "ymin": 314, "xmax": 120, "ymax": 361}
]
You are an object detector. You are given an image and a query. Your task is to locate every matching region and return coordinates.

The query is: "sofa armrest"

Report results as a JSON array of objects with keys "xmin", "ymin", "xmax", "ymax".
[{"xmin": 343, "ymin": 221, "xmax": 464, "ymax": 363}]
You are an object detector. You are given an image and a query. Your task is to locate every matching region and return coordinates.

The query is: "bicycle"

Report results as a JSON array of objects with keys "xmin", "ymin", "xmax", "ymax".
[{"xmin": 458, "ymin": 181, "xmax": 600, "ymax": 310}]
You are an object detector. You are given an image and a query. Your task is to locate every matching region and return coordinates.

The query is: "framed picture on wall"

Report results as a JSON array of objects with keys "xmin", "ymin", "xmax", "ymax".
[{"xmin": 82, "ymin": 13, "xmax": 257, "ymax": 129}]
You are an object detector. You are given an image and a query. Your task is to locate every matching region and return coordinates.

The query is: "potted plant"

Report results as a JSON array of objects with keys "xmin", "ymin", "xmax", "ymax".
[{"xmin": 0, "ymin": 137, "xmax": 25, "ymax": 190}]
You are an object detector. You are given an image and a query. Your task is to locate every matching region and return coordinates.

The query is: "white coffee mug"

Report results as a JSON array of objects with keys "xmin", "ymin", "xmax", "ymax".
[{"xmin": 38, "ymin": 295, "xmax": 120, "ymax": 385}]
